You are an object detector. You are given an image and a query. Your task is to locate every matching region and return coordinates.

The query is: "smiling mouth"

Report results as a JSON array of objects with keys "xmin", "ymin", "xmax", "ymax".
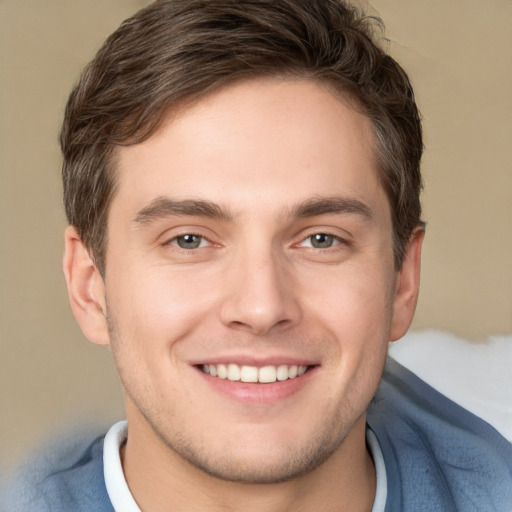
[{"xmin": 200, "ymin": 363, "xmax": 311, "ymax": 383}]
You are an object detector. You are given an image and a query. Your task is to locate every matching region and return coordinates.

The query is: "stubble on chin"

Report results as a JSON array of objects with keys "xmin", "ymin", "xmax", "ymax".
[{"xmin": 133, "ymin": 393, "xmax": 369, "ymax": 485}]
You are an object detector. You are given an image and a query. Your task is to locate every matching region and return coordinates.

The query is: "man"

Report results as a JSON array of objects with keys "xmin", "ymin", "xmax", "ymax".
[{"xmin": 3, "ymin": 1, "xmax": 511, "ymax": 511}]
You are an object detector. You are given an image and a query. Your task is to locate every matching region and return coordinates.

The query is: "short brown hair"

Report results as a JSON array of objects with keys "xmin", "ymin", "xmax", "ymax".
[{"xmin": 61, "ymin": 0, "xmax": 423, "ymax": 276}]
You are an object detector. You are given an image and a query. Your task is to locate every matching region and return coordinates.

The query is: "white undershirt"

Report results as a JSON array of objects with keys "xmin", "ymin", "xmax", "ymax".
[
  {"xmin": 103, "ymin": 421, "xmax": 140, "ymax": 512},
  {"xmin": 103, "ymin": 421, "xmax": 387, "ymax": 512}
]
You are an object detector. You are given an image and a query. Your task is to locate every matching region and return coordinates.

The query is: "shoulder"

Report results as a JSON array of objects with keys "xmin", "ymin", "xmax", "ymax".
[
  {"xmin": 0, "ymin": 431, "xmax": 114, "ymax": 512},
  {"xmin": 368, "ymin": 339, "xmax": 512, "ymax": 512}
]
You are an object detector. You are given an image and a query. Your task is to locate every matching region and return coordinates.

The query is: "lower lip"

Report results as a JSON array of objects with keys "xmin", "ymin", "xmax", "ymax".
[{"xmin": 195, "ymin": 366, "xmax": 317, "ymax": 405}]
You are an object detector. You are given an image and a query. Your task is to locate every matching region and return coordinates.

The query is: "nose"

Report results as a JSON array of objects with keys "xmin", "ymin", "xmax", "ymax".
[{"xmin": 219, "ymin": 246, "xmax": 302, "ymax": 335}]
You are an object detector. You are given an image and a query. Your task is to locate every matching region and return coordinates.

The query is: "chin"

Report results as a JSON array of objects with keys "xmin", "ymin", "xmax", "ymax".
[
  {"xmin": 177, "ymin": 444, "xmax": 337, "ymax": 484},
  {"xmin": 154, "ymin": 410, "xmax": 362, "ymax": 485}
]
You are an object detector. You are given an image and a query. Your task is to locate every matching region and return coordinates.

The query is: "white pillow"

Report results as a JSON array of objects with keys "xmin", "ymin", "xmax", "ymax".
[{"xmin": 388, "ymin": 330, "xmax": 512, "ymax": 442}]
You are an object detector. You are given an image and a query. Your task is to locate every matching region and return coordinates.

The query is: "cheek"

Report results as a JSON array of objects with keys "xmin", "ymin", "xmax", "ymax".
[
  {"xmin": 105, "ymin": 263, "xmax": 221, "ymax": 356},
  {"xmin": 104, "ymin": 270, "xmax": 210, "ymax": 406},
  {"xmin": 299, "ymin": 262, "xmax": 394, "ymax": 379},
  {"xmin": 302, "ymin": 262, "xmax": 395, "ymax": 332}
]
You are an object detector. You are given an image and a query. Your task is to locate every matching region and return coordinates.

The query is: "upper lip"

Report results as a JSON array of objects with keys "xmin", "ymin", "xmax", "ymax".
[{"xmin": 189, "ymin": 355, "xmax": 319, "ymax": 367}]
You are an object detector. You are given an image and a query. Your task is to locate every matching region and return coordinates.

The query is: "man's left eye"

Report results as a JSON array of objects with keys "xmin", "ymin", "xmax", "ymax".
[
  {"xmin": 300, "ymin": 233, "xmax": 340, "ymax": 249},
  {"xmin": 171, "ymin": 234, "xmax": 209, "ymax": 249}
]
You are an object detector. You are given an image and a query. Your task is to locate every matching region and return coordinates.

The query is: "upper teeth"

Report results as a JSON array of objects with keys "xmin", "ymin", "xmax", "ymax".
[{"xmin": 202, "ymin": 363, "xmax": 308, "ymax": 383}]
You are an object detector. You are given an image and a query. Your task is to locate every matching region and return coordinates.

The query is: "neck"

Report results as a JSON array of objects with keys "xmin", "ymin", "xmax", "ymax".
[{"xmin": 121, "ymin": 414, "xmax": 376, "ymax": 512}]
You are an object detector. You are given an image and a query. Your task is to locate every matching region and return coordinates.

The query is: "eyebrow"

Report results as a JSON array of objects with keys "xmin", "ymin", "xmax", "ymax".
[
  {"xmin": 289, "ymin": 196, "xmax": 373, "ymax": 222},
  {"xmin": 133, "ymin": 195, "xmax": 373, "ymax": 226},
  {"xmin": 133, "ymin": 197, "xmax": 234, "ymax": 224}
]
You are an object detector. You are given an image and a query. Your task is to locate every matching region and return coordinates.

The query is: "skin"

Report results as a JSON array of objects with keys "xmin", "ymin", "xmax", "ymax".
[{"xmin": 64, "ymin": 78, "xmax": 423, "ymax": 512}]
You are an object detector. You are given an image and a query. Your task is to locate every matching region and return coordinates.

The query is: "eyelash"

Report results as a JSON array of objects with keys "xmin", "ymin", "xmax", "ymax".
[{"xmin": 163, "ymin": 231, "xmax": 348, "ymax": 252}]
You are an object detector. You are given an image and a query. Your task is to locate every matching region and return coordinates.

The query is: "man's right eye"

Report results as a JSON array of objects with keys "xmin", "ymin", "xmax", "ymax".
[{"xmin": 170, "ymin": 234, "xmax": 209, "ymax": 250}]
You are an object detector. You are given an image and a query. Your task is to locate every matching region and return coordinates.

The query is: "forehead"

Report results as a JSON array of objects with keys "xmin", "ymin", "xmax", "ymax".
[{"xmin": 112, "ymin": 78, "xmax": 386, "ymax": 221}]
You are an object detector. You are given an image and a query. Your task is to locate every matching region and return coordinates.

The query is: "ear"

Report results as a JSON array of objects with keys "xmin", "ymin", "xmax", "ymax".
[
  {"xmin": 63, "ymin": 226, "xmax": 110, "ymax": 345},
  {"xmin": 389, "ymin": 227, "xmax": 425, "ymax": 342}
]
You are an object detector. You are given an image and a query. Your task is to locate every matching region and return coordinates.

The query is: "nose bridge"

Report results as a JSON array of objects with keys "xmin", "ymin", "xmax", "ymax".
[{"xmin": 219, "ymin": 236, "xmax": 300, "ymax": 335}]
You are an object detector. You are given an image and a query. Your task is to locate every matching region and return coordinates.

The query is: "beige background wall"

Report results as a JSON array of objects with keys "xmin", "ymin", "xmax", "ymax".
[{"xmin": 1, "ymin": 0, "xmax": 511, "ymax": 469}]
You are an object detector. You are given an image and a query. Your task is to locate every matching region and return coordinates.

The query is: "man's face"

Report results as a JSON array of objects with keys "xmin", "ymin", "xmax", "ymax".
[{"xmin": 100, "ymin": 79, "xmax": 412, "ymax": 482}]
